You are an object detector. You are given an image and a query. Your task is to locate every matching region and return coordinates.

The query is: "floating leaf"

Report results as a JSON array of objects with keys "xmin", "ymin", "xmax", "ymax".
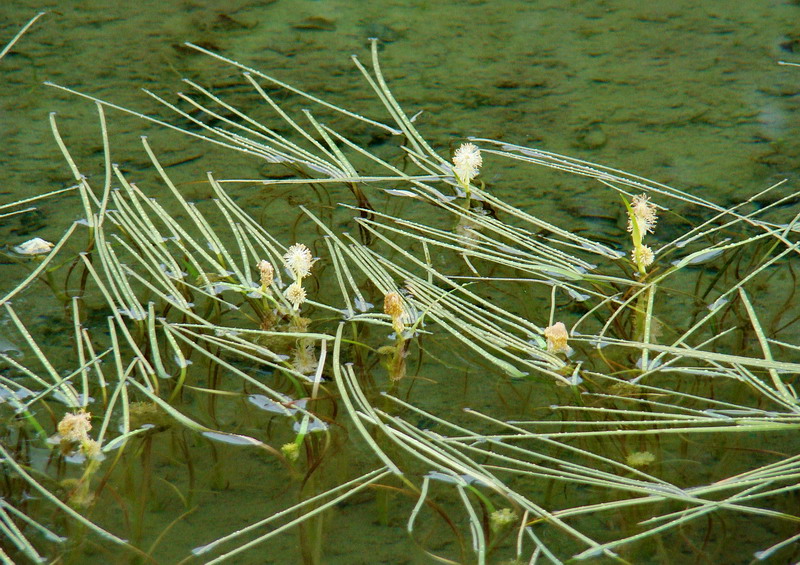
[{"xmin": 202, "ymin": 431, "xmax": 264, "ymax": 447}]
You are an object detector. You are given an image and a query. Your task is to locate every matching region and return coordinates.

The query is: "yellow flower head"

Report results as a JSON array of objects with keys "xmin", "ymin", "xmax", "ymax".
[
  {"xmin": 543, "ymin": 322, "xmax": 570, "ymax": 354},
  {"xmin": 257, "ymin": 260, "xmax": 274, "ymax": 288},
  {"xmin": 281, "ymin": 442, "xmax": 300, "ymax": 462},
  {"xmin": 57, "ymin": 411, "xmax": 92, "ymax": 443},
  {"xmin": 384, "ymin": 291, "xmax": 407, "ymax": 336},
  {"xmin": 383, "ymin": 291, "xmax": 404, "ymax": 318}
]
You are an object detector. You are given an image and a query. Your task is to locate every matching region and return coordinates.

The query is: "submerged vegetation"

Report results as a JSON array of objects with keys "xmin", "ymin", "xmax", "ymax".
[{"xmin": 3, "ymin": 14, "xmax": 800, "ymax": 565}]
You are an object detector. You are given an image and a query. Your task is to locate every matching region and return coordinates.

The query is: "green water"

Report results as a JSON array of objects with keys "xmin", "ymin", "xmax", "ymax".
[
  {"xmin": 2, "ymin": 2, "xmax": 800, "ymax": 564},
  {"xmin": 3, "ymin": 1, "xmax": 800, "ymax": 228}
]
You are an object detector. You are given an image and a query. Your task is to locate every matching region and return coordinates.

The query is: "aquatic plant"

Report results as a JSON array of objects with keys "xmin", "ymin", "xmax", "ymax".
[{"xmin": 2, "ymin": 19, "xmax": 800, "ymax": 564}]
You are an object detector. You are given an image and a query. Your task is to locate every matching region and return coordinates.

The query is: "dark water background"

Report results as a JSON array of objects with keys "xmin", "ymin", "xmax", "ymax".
[{"xmin": 3, "ymin": 1, "xmax": 800, "ymax": 231}]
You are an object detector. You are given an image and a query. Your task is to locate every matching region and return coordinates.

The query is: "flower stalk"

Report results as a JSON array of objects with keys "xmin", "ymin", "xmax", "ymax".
[
  {"xmin": 623, "ymin": 193, "xmax": 657, "ymax": 276},
  {"xmin": 452, "ymin": 142, "xmax": 482, "ymax": 209},
  {"xmin": 382, "ymin": 291, "xmax": 409, "ymax": 382}
]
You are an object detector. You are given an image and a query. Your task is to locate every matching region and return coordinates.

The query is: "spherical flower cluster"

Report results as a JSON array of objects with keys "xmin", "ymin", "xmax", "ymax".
[
  {"xmin": 627, "ymin": 193, "xmax": 658, "ymax": 235},
  {"xmin": 52, "ymin": 411, "xmax": 104, "ymax": 462},
  {"xmin": 281, "ymin": 441, "xmax": 300, "ymax": 462},
  {"xmin": 543, "ymin": 322, "xmax": 570, "ymax": 355},
  {"xmin": 57, "ymin": 411, "xmax": 92, "ymax": 442},
  {"xmin": 634, "ymin": 244, "xmax": 655, "ymax": 268},
  {"xmin": 283, "ymin": 243, "xmax": 315, "ymax": 280},
  {"xmin": 452, "ymin": 142, "xmax": 482, "ymax": 184},
  {"xmin": 285, "ymin": 281, "xmax": 307, "ymax": 310}
]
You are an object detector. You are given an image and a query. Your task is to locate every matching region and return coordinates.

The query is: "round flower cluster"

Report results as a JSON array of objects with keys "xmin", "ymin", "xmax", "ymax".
[
  {"xmin": 57, "ymin": 411, "xmax": 92, "ymax": 442},
  {"xmin": 282, "ymin": 243, "xmax": 316, "ymax": 310},
  {"xmin": 627, "ymin": 193, "xmax": 658, "ymax": 235},
  {"xmin": 452, "ymin": 142, "xmax": 483, "ymax": 184},
  {"xmin": 283, "ymin": 243, "xmax": 315, "ymax": 280},
  {"xmin": 543, "ymin": 322, "xmax": 570, "ymax": 355}
]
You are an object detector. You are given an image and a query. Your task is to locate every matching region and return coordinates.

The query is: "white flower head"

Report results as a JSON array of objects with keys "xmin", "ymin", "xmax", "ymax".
[
  {"xmin": 452, "ymin": 142, "xmax": 482, "ymax": 184},
  {"xmin": 285, "ymin": 281, "xmax": 307, "ymax": 310},
  {"xmin": 633, "ymin": 244, "xmax": 655, "ymax": 268},
  {"xmin": 283, "ymin": 243, "xmax": 316, "ymax": 280},
  {"xmin": 627, "ymin": 194, "xmax": 658, "ymax": 235}
]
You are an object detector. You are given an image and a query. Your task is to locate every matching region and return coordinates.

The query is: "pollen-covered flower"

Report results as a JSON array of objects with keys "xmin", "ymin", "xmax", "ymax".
[
  {"xmin": 384, "ymin": 291, "xmax": 406, "ymax": 335},
  {"xmin": 257, "ymin": 260, "xmax": 274, "ymax": 289},
  {"xmin": 627, "ymin": 193, "xmax": 658, "ymax": 235},
  {"xmin": 452, "ymin": 142, "xmax": 482, "ymax": 184},
  {"xmin": 285, "ymin": 281, "xmax": 307, "ymax": 310},
  {"xmin": 283, "ymin": 243, "xmax": 315, "ymax": 280},
  {"xmin": 633, "ymin": 244, "xmax": 655, "ymax": 268},
  {"xmin": 57, "ymin": 411, "xmax": 92, "ymax": 443},
  {"xmin": 383, "ymin": 291, "xmax": 403, "ymax": 318},
  {"xmin": 543, "ymin": 322, "xmax": 570, "ymax": 354}
]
